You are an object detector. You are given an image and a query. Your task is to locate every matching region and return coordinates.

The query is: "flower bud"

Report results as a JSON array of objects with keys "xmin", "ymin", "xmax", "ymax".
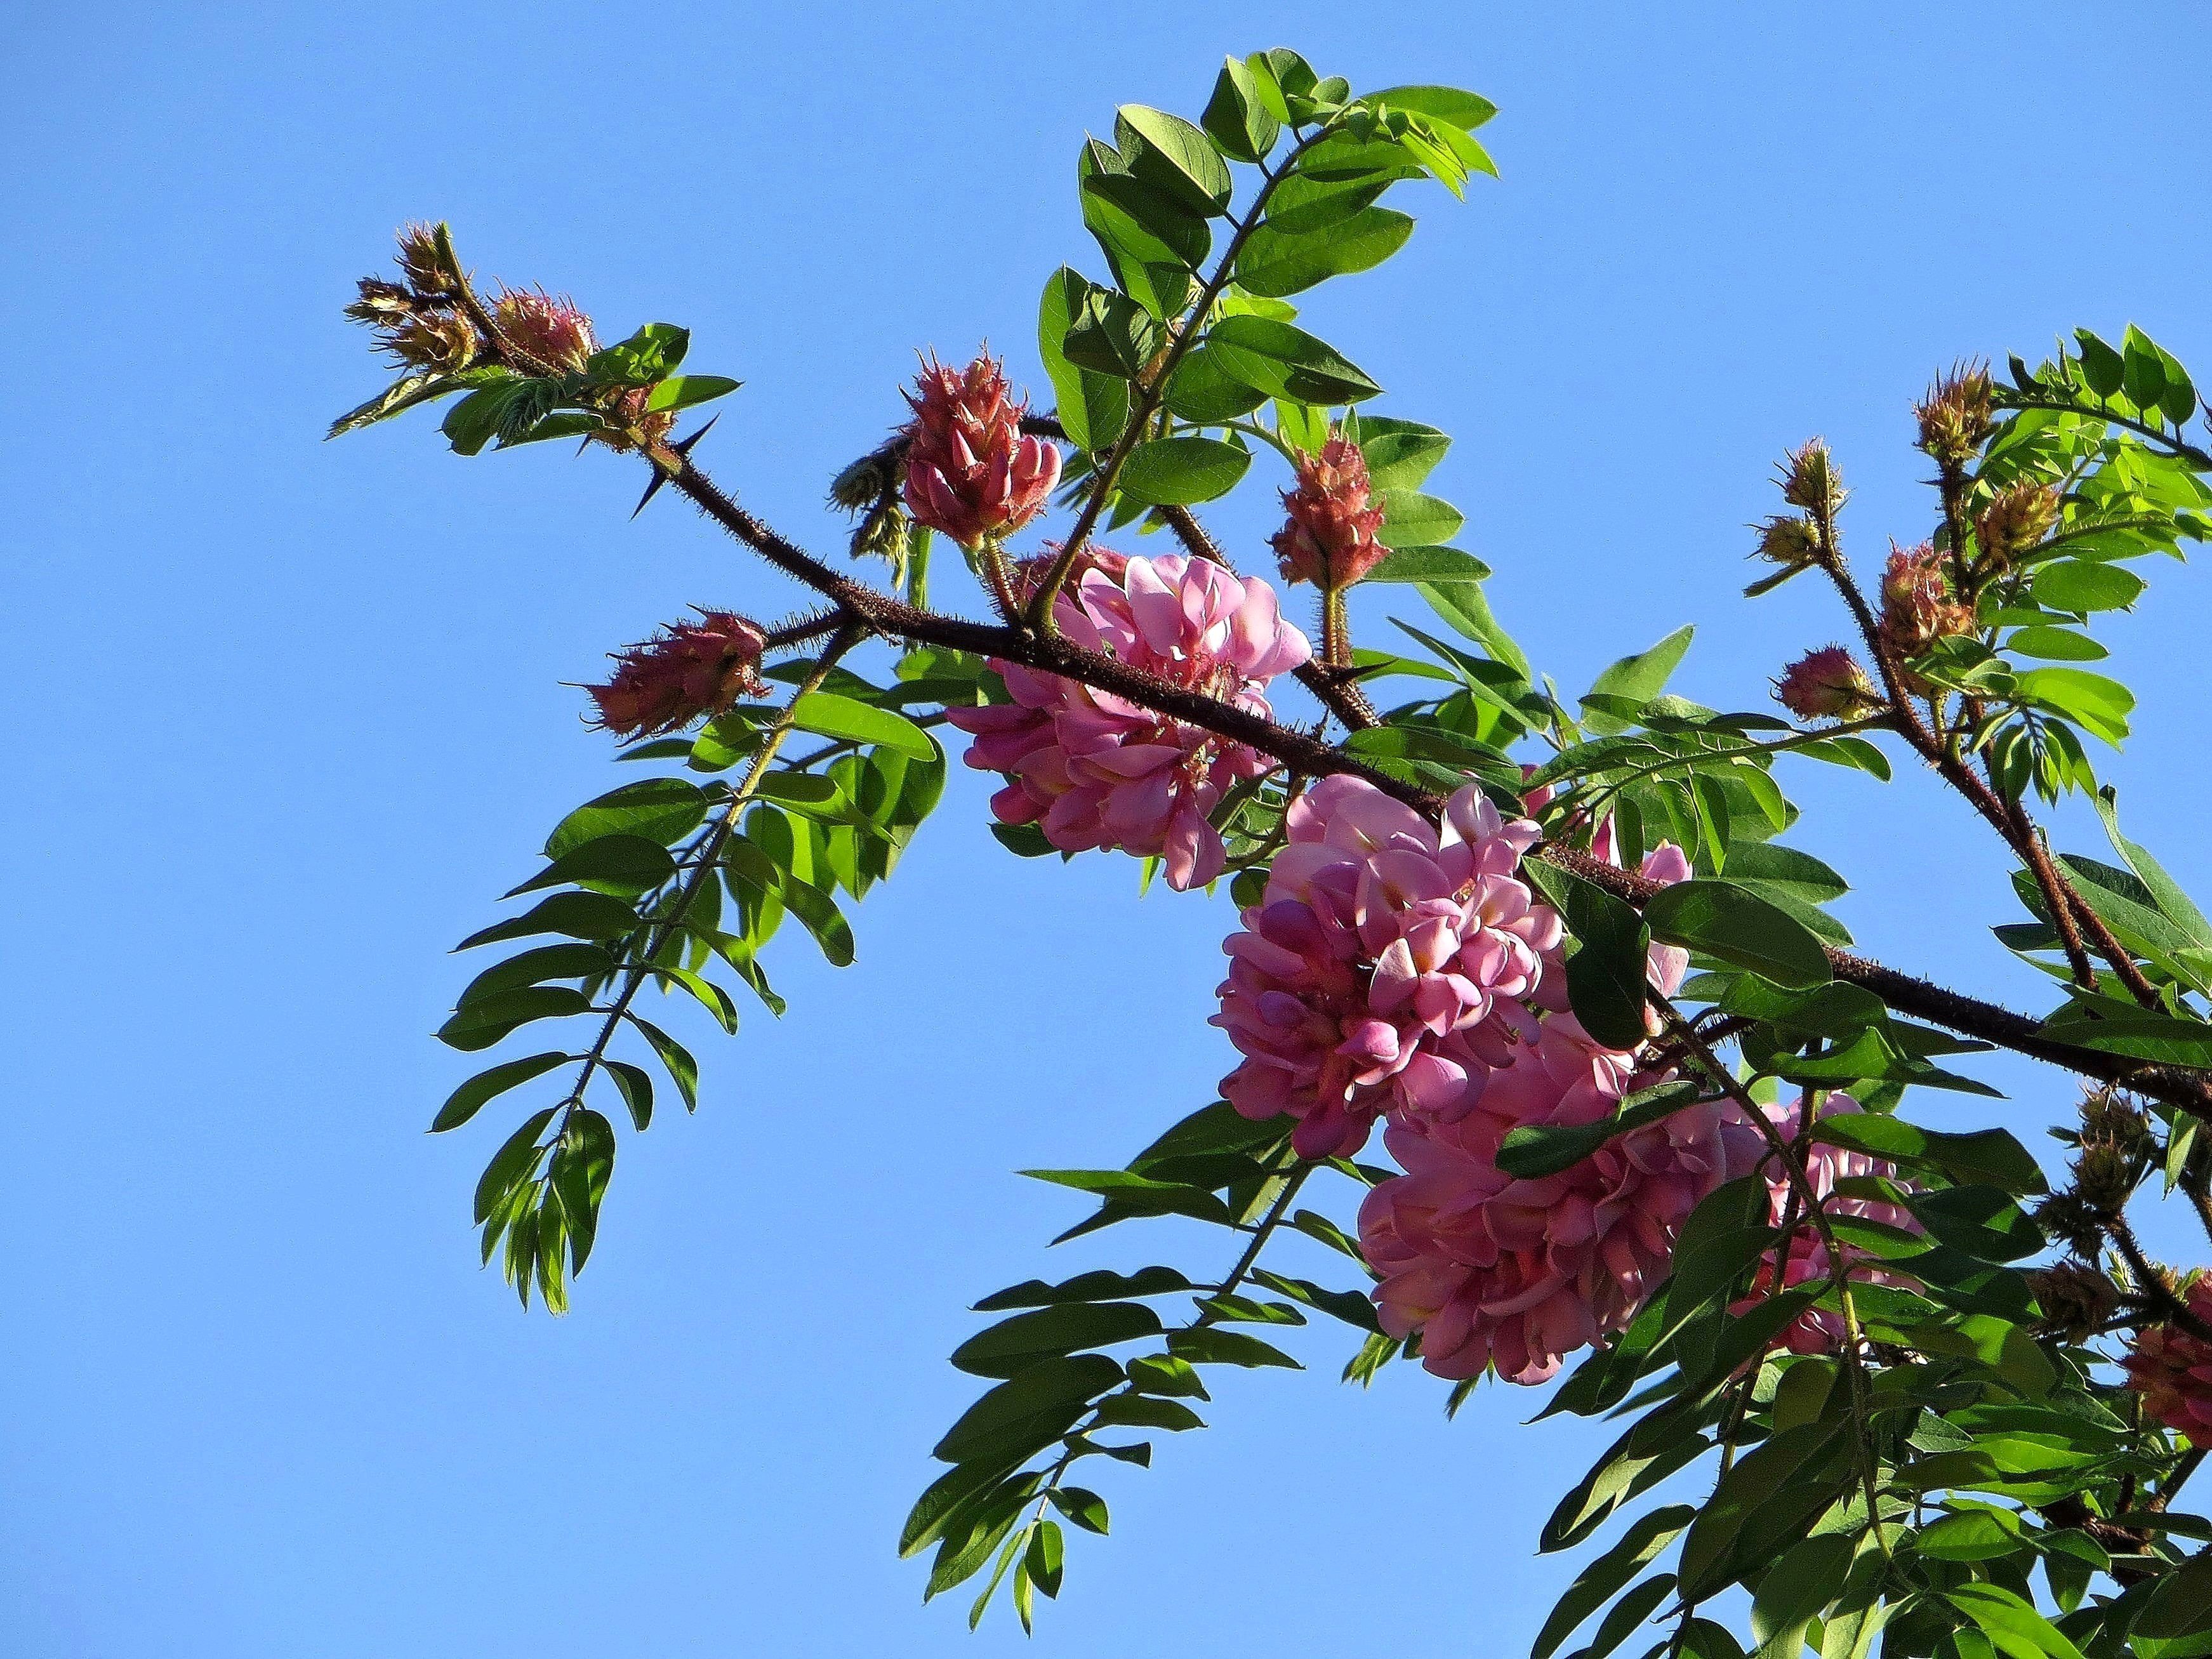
[
  {"xmin": 2124, "ymin": 1276, "xmax": 2212, "ymax": 1446},
  {"xmin": 2034, "ymin": 1189, "xmax": 2104, "ymax": 1256},
  {"xmin": 1915, "ymin": 362, "xmax": 1996, "ymax": 467},
  {"xmin": 1780, "ymin": 439, "xmax": 1844, "ymax": 513},
  {"xmin": 395, "ymin": 221, "xmax": 452, "ymax": 295},
  {"xmin": 493, "ymin": 286, "xmax": 598, "ymax": 373},
  {"xmin": 1271, "ymin": 432, "xmax": 1389, "ymax": 592},
  {"xmin": 1975, "ymin": 481, "xmax": 2060, "ymax": 570},
  {"xmin": 1754, "ymin": 514, "xmax": 1824, "ymax": 567},
  {"xmin": 1773, "ymin": 645, "xmax": 1874, "ymax": 720},
  {"xmin": 585, "ymin": 611, "xmax": 768, "ymax": 740},
  {"xmin": 2027, "ymin": 1262, "xmax": 2121, "ymax": 1344},
  {"xmin": 1878, "ymin": 541, "xmax": 1973, "ymax": 660},
  {"xmin": 829, "ymin": 450, "xmax": 896, "ymax": 513},
  {"xmin": 853, "ymin": 498, "xmax": 910, "ymax": 571},
  {"xmin": 900, "ymin": 350, "xmax": 1062, "ymax": 548}
]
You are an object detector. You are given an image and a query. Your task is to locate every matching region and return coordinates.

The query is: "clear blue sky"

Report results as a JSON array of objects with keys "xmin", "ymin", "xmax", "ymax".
[{"xmin": 8, "ymin": 4, "xmax": 2211, "ymax": 1655}]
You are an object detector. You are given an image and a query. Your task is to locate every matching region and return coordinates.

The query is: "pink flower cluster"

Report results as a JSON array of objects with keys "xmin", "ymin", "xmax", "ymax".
[
  {"xmin": 944, "ymin": 552, "xmax": 1311, "ymax": 892},
  {"xmin": 1344, "ymin": 824, "xmax": 1774, "ymax": 1384},
  {"xmin": 1735, "ymin": 1094, "xmax": 1923, "ymax": 1355},
  {"xmin": 1213, "ymin": 776, "xmax": 1558, "ymax": 1160},
  {"xmin": 901, "ymin": 352, "xmax": 1061, "ymax": 549},
  {"xmin": 2127, "ymin": 1277, "xmax": 2212, "ymax": 1447}
]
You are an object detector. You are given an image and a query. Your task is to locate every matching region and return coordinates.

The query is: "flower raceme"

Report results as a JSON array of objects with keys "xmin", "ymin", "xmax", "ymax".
[
  {"xmin": 584, "ymin": 611, "xmax": 769, "ymax": 740},
  {"xmin": 493, "ymin": 286, "xmax": 599, "ymax": 373},
  {"xmin": 1271, "ymin": 433, "xmax": 1389, "ymax": 593},
  {"xmin": 1774, "ymin": 644, "xmax": 1874, "ymax": 721},
  {"xmin": 944, "ymin": 552, "xmax": 1309, "ymax": 891},
  {"xmin": 2126, "ymin": 1276, "xmax": 2212, "ymax": 1447},
  {"xmin": 900, "ymin": 351, "xmax": 1062, "ymax": 549},
  {"xmin": 1213, "ymin": 776, "xmax": 1557, "ymax": 1160}
]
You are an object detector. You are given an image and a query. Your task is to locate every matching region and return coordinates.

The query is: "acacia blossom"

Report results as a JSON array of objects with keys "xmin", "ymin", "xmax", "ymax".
[
  {"xmin": 1212, "ymin": 776, "xmax": 1556, "ymax": 1158},
  {"xmin": 1735, "ymin": 1094, "xmax": 1924, "ymax": 1355},
  {"xmin": 1354, "ymin": 838, "xmax": 1771, "ymax": 1384},
  {"xmin": 2124, "ymin": 1277, "xmax": 2212, "ymax": 1447},
  {"xmin": 584, "ymin": 610, "xmax": 768, "ymax": 739},
  {"xmin": 944, "ymin": 552, "xmax": 1309, "ymax": 891},
  {"xmin": 1272, "ymin": 433, "xmax": 1388, "ymax": 592}
]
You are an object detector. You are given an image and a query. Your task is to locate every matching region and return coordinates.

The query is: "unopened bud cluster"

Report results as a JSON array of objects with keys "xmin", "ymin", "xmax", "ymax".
[
  {"xmin": 1878, "ymin": 541, "xmax": 1975, "ymax": 661},
  {"xmin": 1773, "ymin": 645, "xmax": 1874, "ymax": 720},
  {"xmin": 1779, "ymin": 439, "xmax": 1844, "ymax": 515},
  {"xmin": 585, "ymin": 611, "xmax": 769, "ymax": 739},
  {"xmin": 1914, "ymin": 362, "xmax": 1996, "ymax": 469},
  {"xmin": 345, "ymin": 223, "xmax": 481, "ymax": 373},
  {"xmin": 2027, "ymin": 1262, "xmax": 2121, "ymax": 1345},
  {"xmin": 1975, "ymin": 480, "xmax": 2060, "ymax": 571},
  {"xmin": 1272, "ymin": 431, "xmax": 1389, "ymax": 593},
  {"xmin": 901, "ymin": 352, "xmax": 1061, "ymax": 549},
  {"xmin": 2034, "ymin": 1089, "xmax": 2150, "ymax": 1253}
]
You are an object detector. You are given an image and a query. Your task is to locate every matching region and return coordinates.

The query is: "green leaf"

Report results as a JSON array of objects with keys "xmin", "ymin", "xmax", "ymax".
[
  {"xmin": 2030, "ymin": 560, "xmax": 2145, "ymax": 612},
  {"xmin": 1115, "ymin": 436, "xmax": 1252, "ymax": 506},
  {"xmin": 1081, "ymin": 169, "xmax": 1211, "ymax": 272},
  {"xmin": 454, "ymin": 890, "xmax": 642, "ymax": 951},
  {"xmin": 932, "ymin": 1355, "xmax": 1124, "ymax": 1464},
  {"xmin": 1115, "ymin": 105, "xmax": 1233, "ymax": 215},
  {"xmin": 1917, "ymin": 1507, "xmax": 2025, "ymax": 1561},
  {"xmin": 1361, "ymin": 84, "xmax": 1499, "ymax": 131},
  {"xmin": 1234, "ymin": 206, "xmax": 1414, "ymax": 298},
  {"xmin": 1202, "ymin": 55, "xmax": 1280, "ymax": 162},
  {"xmin": 779, "ymin": 876, "xmax": 855, "ymax": 967},
  {"xmin": 1047, "ymin": 1487, "xmax": 1108, "ymax": 1535},
  {"xmin": 604, "ymin": 1059, "xmax": 654, "ymax": 1132},
  {"xmin": 584, "ymin": 322, "xmax": 689, "ymax": 383},
  {"xmin": 1162, "ymin": 345, "xmax": 1269, "ymax": 423},
  {"xmin": 1353, "ymin": 418, "xmax": 1452, "ymax": 490},
  {"xmin": 1038, "ymin": 268, "xmax": 1132, "ymax": 450},
  {"xmin": 1165, "ymin": 1326, "xmax": 1301, "ymax": 1369},
  {"xmin": 1581, "ymin": 626, "xmax": 1694, "ymax": 735},
  {"xmin": 1205, "ymin": 314, "xmax": 1384, "ymax": 405},
  {"xmin": 1024, "ymin": 1519, "xmax": 1064, "ymax": 1601},
  {"xmin": 1090, "ymin": 1392, "xmax": 1205, "ymax": 1431},
  {"xmin": 432, "ymin": 1052, "xmax": 572, "ymax": 1133},
  {"xmin": 2015, "ymin": 666, "xmax": 2134, "ymax": 744},
  {"xmin": 1642, "ymin": 880, "xmax": 1832, "ymax": 989},
  {"xmin": 2005, "ymin": 625, "xmax": 2108, "ymax": 662},
  {"xmin": 437, "ymin": 985, "xmax": 592, "ymax": 1052},
  {"xmin": 2041, "ymin": 1004, "xmax": 2212, "ymax": 1066},
  {"xmin": 1749, "ymin": 1535, "xmax": 1852, "ymax": 1650},
  {"xmin": 456, "ymin": 942, "xmax": 616, "ymax": 1009},
  {"xmin": 2135, "ymin": 1548, "xmax": 2212, "ymax": 1641},
  {"xmin": 1368, "ymin": 546, "xmax": 1490, "ymax": 585},
  {"xmin": 546, "ymin": 778, "xmax": 708, "ymax": 859},
  {"xmin": 1533, "ymin": 1505, "xmax": 1695, "ymax": 1659},
  {"xmin": 473, "ymin": 1106, "xmax": 557, "ymax": 1223},
  {"xmin": 1498, "ymin": 1081, "xmax": 1704, "ymax": 1179},
  {"xmin": 789, "ymin": 692, "xmax": 935, "ymax": 759},
  {"xmin": 548, "ymin": 1107, "xmax": 615, "ymax": 1271},
  {"xmin": 1376, "ymin": 489, "xmax": 1465, "ymax": 549},
  {"xmin": 1811, "ymin": 1116, "xmax": 2046, "ymax": 1196},
  {"xmin": 951, "ymin": 1302, "xmax": 1165, "ymax": 1378},
  {"xmin": 1552, "ymin": 872, "xmax": 1655, "ymax": 1050},
  {"xmin": 1945, "ymin": 1583, "xmax": 2085, "ymax": 1659},
  {"xmin": 1415, "ymin": 581, "xmax": 1532, "ymax": 677},
  {"xmin": 628, "ymin": 1014, "xmax": 698, "ymax": 1110},
  {"xmin": 507, "ymin": 833, "xmax": 677, "ymax": 898},
  {"xmin": 972, "ymin": 1267, "xmax": 1192, "ymax": 1311},
  {"xmin": 644, "ymin": 374, "xmax": 739, "ymax": 414}
]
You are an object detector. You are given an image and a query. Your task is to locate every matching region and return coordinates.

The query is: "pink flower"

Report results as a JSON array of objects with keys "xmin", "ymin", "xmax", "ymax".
[
  {"xmin": 1359, "ymin": 1024, "xmax": 1765, "ymax": 1384},
  {"xmin": 1735, "ymin": 1094, "xmax": 1923, "ymax": 1355},
  {"xmin": 584, "ymin": 610, "xmax": 768, "ymax": 739},
  {"xmin": 2126, "ymin": 1278, "xmax": 2212, "ymax": 1447},
  {"xmin": 1271, "ymin": 433, "xmax": 1389, "ymax": 592},
  {"xmin": 1212, "ymin": 776, "xmax": 1556, "ymax": 1157},
  {"xmin": 946, "ymin": 553, "xmax": 1310, "ymax": 890},
  {"xmin": 901, "ymin": 351, "xmax": 1062, "ymax": 548}
]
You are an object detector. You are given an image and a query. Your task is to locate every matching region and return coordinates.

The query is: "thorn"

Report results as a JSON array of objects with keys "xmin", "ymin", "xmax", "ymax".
[{"xmin": 631, "ymin": 416, "xmax": 720, "ymax": 519}]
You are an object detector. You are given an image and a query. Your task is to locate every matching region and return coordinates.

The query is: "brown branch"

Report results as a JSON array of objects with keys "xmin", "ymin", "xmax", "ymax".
[{"xmin": 645, "ymin": 442, "xmax": 2212, "ymax": 1125}]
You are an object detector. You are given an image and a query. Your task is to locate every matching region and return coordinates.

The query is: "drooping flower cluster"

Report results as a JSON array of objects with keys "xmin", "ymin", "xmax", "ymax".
[
  {"xmin": 945, "ymin": 553, "xmax": 1309, "ymax": 890},
  {"xmin": 1879, "ymin": 540, "xmax": 1974, "ymax": 661},
  {"xmin": 584, "ymin": 610, "xmax": 769, "ymax": 739},
  {"xmin": 1214, "ymin": 777, "xmax": 1557, "ymax": 1159},
  {"xmin": 1351, "ymin": 831, "xmax": 1775, "ymax": 1384},
  {"xmin": 901, "ymin": 352, "xmax": 1062, "ymax": 548},
  {"xmin": 2125, "ymin": 1277, "xmax": 2212, "ymax": 1447},
  {"xmin": 1272, "ymin": 433, "xmax": 1389, "ymax": 593},
  {"xmin": 1774, "ymin": 644, "xmax": 1874, "ymax": 720},
  {"xmin": 1735, "ymin": 1094, "xmax": 1923, "ymax": 1354}
]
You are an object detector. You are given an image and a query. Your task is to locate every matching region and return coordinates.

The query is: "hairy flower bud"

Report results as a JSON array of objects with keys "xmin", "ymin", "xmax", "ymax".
[
  {"xmin": 1780, "ymin": 439, "xmax": 1844, "ymax": 514},
  {"xmin": 1975, "ymin": 481, "xmax": 2061, "ymax": 571},
  {"xmin": 1754, "ymin": 514, "xmax": 1824, "ymax": 567},
  {"xmin": 584, "ymin": 611, "xmax": 769, "ymax": 740},
  {"xmin": 901, "ymin": 351, "xmax": 1061, "ymax": 548},
  {"xmin": 2028, "ymin": 1262, "xmax": 2121, "ymax": 1344},
  {"xmin": 493, "ymin": 287, "xmax": 599, "ymax": 373},
  {"xmin": 1915, "ymin": 361, "xmax": 1996, "ymax": 467},
  {"xmin": 829, "ymin": 449, "xmax": 897, "ymax": 513},
  {"xmin": 2033, "ymin": 1189, "xmax": 2105, "ymax": 1257},
  {"xmin": 1271, "ymin": 432, "xmax": 1389, "ymax": 592},
  {"xmin": 395, "ymin": 221, "xmax": 452, "ymax": 295},
  {"xmin": 1773, "ymin": 645, "xmax": 1874, "ymax": 720},
  {"xmin": 2125, "ymin": 1276, "xmax": 2212, "ymax": 1446},
  {"xmin": 1878, "ymin": 541, "xmax": 1973, "ymax": 660}
]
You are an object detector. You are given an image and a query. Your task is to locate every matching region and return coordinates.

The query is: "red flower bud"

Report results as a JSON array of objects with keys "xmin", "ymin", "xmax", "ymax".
[
  {"xmin": 1773, "ymin": 645, "xmax": 1874, "ymax": 720},
  {"xmin": 493, "ymin": 286, "xmax": 598, "ymax": 373},
  {"xmin": 1878, "ymin": 541, "xmax": 1973, "ymax": 660},
  {"xmin": 1271, "ymin": 433, "xmax": 1388, "ymax": 592},
  {"xmin": 900, "ymin": 351, "xmax": 1061, "ymax": 548},
  {"xmin": 585, "ymin": 611, "xmax": 768, "ymax": 740}
]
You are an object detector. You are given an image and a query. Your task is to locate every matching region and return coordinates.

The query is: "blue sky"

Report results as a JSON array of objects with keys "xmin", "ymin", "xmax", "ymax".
[{"xmin": 8, "ymin": 4, "xmax": 2212, "ymax": 1655}]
